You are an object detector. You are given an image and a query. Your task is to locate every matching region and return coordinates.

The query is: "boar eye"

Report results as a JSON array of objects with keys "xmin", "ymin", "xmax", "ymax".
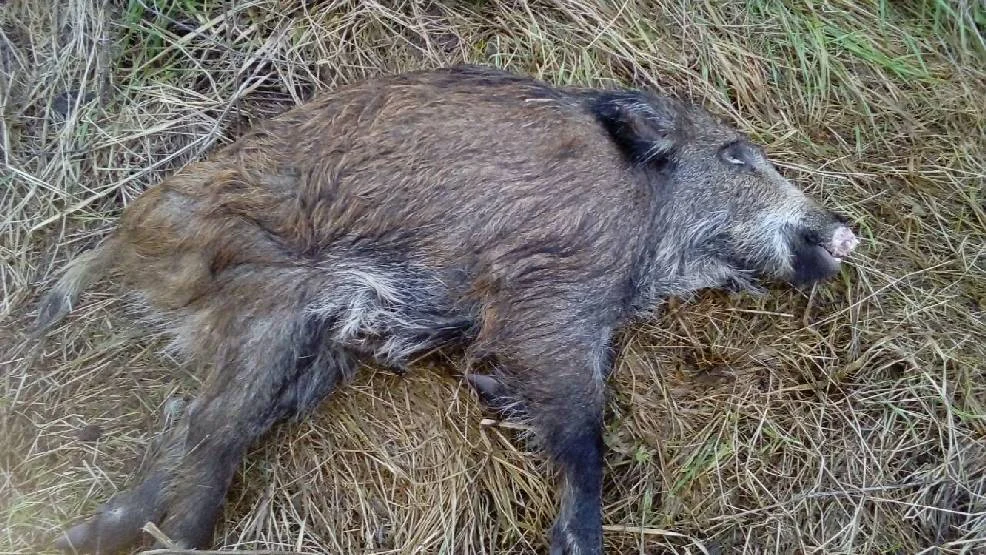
[{"xmin": 719, "ymin": 142, "xmax": 749, "ymax": 167}]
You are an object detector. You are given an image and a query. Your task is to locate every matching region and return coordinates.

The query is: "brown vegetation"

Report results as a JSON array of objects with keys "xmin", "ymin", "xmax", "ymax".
[{"xmin": 2, "ymin": 1, "xmax": 984, "ymax": 553}]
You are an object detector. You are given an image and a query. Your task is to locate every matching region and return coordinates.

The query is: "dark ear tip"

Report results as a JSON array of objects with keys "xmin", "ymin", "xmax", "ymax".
[
  {"xmin": 588, "ymin": 92, "xmax": 633, "ymax": 126},
  {"xmin": 589, "ymin": 90, "xmax": 678, "ymax": 165}
]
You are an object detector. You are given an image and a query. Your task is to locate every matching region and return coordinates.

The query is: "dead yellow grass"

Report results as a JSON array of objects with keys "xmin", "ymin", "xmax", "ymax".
[{"xmin": 2, "ymin": 1, "xmax": 985, "ymax": 553}]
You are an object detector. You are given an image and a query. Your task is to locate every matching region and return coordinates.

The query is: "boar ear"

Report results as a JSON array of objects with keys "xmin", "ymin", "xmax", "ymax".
[{"xmin": 591, "ymin": 91, "xmax": 678, "ymax": 166}]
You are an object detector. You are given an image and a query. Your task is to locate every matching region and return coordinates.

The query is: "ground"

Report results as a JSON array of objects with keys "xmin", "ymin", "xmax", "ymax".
[{"xmin": 2, "ymin": 1, "xmax": 985, "ymax": 554}]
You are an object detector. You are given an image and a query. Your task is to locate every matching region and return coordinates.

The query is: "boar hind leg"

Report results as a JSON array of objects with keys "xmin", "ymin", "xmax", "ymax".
[{"xmin": 54, "ymin": 312, "xmax": 355, "ymax": 554}]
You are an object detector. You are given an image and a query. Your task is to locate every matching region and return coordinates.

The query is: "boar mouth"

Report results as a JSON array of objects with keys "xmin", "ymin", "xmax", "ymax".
[
  {"xmin": 785, "ymin": 228, "xmax": 847, "ymax": 285},
  {"xmin": 815, "ymin": 224, "xmax": 859, "ymax": 266},
  {"xmin": 819, "ymin": 243, "xmax": 843, "ymax": 264}
]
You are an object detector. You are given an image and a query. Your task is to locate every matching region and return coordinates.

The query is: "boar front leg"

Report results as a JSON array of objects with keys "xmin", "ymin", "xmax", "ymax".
[
  {"xmin": 542, "ymin": 383, "xmax": 606, "ymax": 555},
  {"xmin": 486, "ymin": 314, "xmax": 613, "ymax": 555},
  {"xmin": 54, "ymin": 315, "xmax": 355, "ymax": 554}
]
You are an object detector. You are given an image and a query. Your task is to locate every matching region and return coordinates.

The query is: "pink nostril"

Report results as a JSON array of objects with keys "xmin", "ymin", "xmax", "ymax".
[{"xmin": 829, "ymin": 226, "xmax": 858, "ymax": 258}]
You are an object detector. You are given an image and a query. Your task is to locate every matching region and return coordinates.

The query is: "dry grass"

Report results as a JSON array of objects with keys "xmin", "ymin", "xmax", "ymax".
[{"xmin": 2, "ymin": 0, "xmax": 985, "ymax": 553}]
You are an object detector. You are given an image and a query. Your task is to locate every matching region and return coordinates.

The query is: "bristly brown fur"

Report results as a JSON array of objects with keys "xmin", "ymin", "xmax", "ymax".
[{"xmin": 33, "ymin": 64, "xmax": 858, "ymax": 555}]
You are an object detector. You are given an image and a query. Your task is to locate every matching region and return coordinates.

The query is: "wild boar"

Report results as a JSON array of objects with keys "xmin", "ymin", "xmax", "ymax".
[{"xmin": 34, "ymin": 64, "xmax": 858, "ymax": 554}]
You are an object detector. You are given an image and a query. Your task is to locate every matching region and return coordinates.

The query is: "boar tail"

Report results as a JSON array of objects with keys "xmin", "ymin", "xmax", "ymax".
[{"xmin": 32, "ymin": 237, "xmax": 121, "ymax": 336}]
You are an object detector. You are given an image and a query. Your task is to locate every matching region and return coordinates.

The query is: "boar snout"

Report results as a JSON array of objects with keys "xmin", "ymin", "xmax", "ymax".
[
  {"xmin": 827, "ymin": 225, "xmax": 859, "ymax": 260},
  {"xmin": 788, "ymin": 211, "xmax": 859, "ymax": 285}
]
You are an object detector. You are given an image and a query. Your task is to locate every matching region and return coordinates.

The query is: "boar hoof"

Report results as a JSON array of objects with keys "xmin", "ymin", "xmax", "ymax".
[
  {"xmin": 465, "ymin": 373, "xmax": 527, "ymax": 416},
  {"xmin": 549, "ymin": 515, "xmax": 603, "ymax": 555},
  {"xmin": 52, "ymin": 468, "xmax": 226, "ymax": 554},
  {"xmin": 52, "ymin": 471, "xmax": 166, "ymax": 554}
]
